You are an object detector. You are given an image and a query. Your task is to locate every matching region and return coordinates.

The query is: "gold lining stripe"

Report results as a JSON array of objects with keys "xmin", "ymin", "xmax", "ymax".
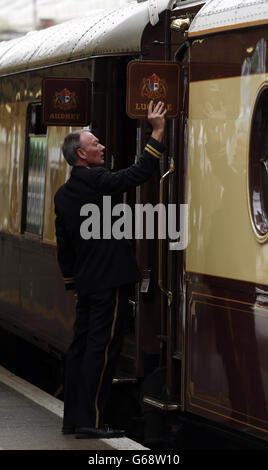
[
  {"xmin": 94, "ymin": 288, "xmax": 119, "ymax": 429},
  {"xmin": 145, "ymin": 145, "xmax": 161, "ymax": 159},
  {"xmin": 189, "ymin": 378, "xmax": 268, "ymax": 424},
  {"xmin": 64, "ymin": 279, "xmax": 75, "ymax": 283},
  {"xmin": 191, "ymin": 299, "xmax": 268, "ymax": 319},
  {"xmin": 146, "ymin": 143, "xmax": 162, "ymax": 157},
  {"xmin": 188, "ymin": 18, "xmax": 268, "ymax": 38},
  {"xmin": 189, "ymin": 401, "xmax": 268, "ymax": 434},
  {"xmin": 191, "ymin": 291, "xmax": 268, "ymax": 308},
  {"xmin": 187, "ymin": 270, "xmax": 268, "ymax": 289}
]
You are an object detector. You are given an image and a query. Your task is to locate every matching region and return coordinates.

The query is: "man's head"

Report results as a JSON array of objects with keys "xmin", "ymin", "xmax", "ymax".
[{"xmin": 62, "ymin": 130, "xmax": 105, "ymax": 167}]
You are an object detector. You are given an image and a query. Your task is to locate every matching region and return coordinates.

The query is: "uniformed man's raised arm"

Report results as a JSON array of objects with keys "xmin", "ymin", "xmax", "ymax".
[{"xmin": 92, "ymin": 101, "xmax": 166, "ymax": 195}]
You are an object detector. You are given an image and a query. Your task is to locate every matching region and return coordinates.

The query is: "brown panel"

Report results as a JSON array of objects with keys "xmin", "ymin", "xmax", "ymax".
[
  {"xmin": 186, "ymin": 272, "xmax": 268, "ymax": 441},
  {"xmin": 141, "ymin": 10, "xmax": 171, "ymax": 60},
  {"xmin": 0, "ymin": 233, "xmax": 20, "ymax": 322},
  {"xmin": 190, "ymin": 28, "xmax": 268, "ymax": 82},
  {"xmin": 0, "ymin": 233, "xmax": 75, "ymax": 352}
]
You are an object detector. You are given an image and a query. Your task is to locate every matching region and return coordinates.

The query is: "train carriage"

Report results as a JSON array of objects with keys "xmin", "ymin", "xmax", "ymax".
[{"xmin": 0, "ymin": 0, "xmax": 268, "ymax": 447}]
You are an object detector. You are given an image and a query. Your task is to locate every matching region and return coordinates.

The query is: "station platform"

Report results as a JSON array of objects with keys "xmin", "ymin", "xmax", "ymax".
[{"xmin": 0, "ymin": 365, "xmax": 148, "ymax": 451}]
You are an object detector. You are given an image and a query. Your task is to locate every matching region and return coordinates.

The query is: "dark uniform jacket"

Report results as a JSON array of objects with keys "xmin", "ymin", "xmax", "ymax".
[{"xmin": 54, "ymin": 136, "xmax": 165, "ymax": 296}]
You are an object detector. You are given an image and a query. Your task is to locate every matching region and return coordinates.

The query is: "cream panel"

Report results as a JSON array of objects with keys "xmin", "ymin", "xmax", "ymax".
[
  {"xmin": 42, "ymin": 126, "xmax": 77, "ymax": 245},
  {"xmin": 42, "ymin": 126, "xmax": 72, "ymax": 245},
  {"xmin": 186, "ymin": 73, "xmax": 268, "ymax": 285},
  {"xmin": 0, "ymin": 101, "xmax": 26, "ymax": 234}
]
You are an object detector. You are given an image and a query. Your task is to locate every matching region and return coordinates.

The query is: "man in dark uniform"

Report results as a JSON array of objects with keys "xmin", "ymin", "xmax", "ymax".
[{"xmin": 54, "ymin": 101, "xmax": 166, "ymax": 439}]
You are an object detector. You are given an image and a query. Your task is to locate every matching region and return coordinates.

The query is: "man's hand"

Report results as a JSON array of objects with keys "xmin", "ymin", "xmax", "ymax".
[{"xmin": 147, "ymin": 100, "xmax": 167, "ymax": 142}]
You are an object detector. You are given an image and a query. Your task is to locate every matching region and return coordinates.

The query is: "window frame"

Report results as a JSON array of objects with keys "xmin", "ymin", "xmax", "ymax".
[
  {"xmin": 21, "ymin": 102, "xmax": 48, "ymax": 237},
  {"xmin": 248, "ymin": 84, "xmax": 268, "ymax": 243}
]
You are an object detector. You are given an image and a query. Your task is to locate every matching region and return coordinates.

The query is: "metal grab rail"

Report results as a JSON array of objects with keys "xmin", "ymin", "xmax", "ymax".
[{"xmin": 158, "ymin": 157, "xmax": 175, "ymax": 307}]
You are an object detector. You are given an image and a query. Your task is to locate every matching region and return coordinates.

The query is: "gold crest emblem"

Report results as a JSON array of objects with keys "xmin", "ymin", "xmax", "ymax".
[
  {"xmin": 53, "ymin": 88, "xmax": 78, "ymax": 110},
  {"xmin": 140, "ymin": 73, "xmax": 167, "ymax": 100}
]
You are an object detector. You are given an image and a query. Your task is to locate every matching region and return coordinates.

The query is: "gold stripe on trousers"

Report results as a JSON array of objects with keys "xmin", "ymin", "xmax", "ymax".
[{"xmin": 94, "ymin": 288, "xmax": 119, "ymax": 429}]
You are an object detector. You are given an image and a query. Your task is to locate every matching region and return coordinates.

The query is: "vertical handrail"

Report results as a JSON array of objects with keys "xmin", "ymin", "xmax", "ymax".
[{"xmin": 158, "ymin": 157, "xmax": 174, "ymax": 306}]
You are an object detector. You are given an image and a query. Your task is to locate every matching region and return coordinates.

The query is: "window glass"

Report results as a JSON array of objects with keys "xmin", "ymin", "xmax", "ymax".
[
  {"xmin": 23, "ymin": 104, "xmax": 47, "ymax": 236},
  {"xmin": 249, "ymin": 86, "xmax": 268, "ymax": 240}
]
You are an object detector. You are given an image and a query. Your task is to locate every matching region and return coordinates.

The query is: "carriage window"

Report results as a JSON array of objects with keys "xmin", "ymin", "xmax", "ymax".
[
  {"xmin": 22, "ymin": 103, "xmax": 47, "ymax": 236},
  {"xmin": 249, "ymin": 86, "xmax": 268, "ymax": 241}
]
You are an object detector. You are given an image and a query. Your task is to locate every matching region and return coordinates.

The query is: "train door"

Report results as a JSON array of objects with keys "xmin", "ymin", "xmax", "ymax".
[
  {"xmin": 164, "ymin": 43, "xmax": 189, "ymax": 410},
  {"xmin": 133, "ymin": 8, "xmax": 187, "ymax": 411},
  {"xmin": 137, "ymin": 4, "xmax": 203, "ymax": 416},
  {"xmin": 132, "ymin": 11, "xmax": 174, "ymax": 408},
  {"xmin": 140, "ymin": 47, "xmax": 189, "ymax": 412},
  {"xmin": 92, "ymin": 50, "xmax": 181, "ymax": 389},
  {"xmin": 91, "ymin": 56, "xmax": 139, "ymax": 379}
]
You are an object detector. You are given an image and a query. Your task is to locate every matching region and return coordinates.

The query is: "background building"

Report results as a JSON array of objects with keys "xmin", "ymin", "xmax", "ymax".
[{"xmin": 0, "ymin": 0, "xmax": 134, "ymax": 40}]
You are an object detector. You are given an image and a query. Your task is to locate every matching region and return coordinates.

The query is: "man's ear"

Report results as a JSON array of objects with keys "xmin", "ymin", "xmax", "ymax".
[{"xmin": 77, "ymin": 147, "xmax": 86, "ymax": 160}]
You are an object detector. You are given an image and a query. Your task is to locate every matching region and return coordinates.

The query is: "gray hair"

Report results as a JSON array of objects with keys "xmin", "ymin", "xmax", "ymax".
[{"xmin": 61, "ymin": 130, "xmax": 84, "ymax": 166}]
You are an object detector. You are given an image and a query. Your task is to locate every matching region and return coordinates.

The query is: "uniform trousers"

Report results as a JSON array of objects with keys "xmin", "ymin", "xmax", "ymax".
[{"xmin": 63, "ymin": 285, "xmax": 130, "ymax": 429}]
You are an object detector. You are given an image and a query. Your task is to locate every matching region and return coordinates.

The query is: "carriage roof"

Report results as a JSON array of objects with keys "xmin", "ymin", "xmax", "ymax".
[
  {"xmin": 188, "ymin": 0, "xmax": 268, "ymax": 37},
  {"xmin": 0, "ymin": 0, "xmax": 267, "ymax": 77},
  {"xmin": 0, "ymin": 0, "xmax": 175, "ymax": 76}
]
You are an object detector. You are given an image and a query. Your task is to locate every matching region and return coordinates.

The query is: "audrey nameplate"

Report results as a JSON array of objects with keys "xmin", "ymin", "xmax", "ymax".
[{"xmin": 42, "ymin": 77, "xmax": 91, "ymax": 126}]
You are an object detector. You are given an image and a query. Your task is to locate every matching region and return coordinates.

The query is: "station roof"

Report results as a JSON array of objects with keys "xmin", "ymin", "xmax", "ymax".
[
  {"xmin": 0, "ymin": 0, "xmax": 176, "ymax": 76},
  {"xmin": 188, "ymin": 0, "xmax": 268, "ymax": 37}
]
